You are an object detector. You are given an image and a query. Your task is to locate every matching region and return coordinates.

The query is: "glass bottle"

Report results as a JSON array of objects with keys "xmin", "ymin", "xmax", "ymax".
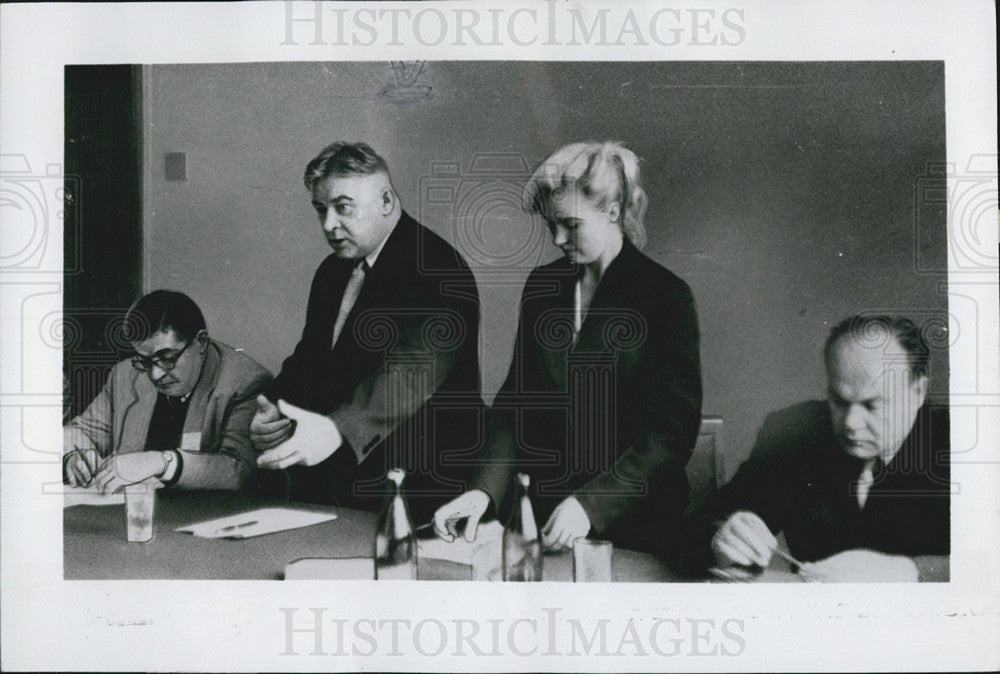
[
  {"xmin": 502, "ymin": 472, "xmax": 543, "ymax": 581},
  {"xmin": 374, "ymin": 468, "xmax": 418, "ymax": 580}
]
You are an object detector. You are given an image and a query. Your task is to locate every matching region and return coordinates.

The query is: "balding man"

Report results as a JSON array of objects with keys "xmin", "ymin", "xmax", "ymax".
[
  {"xmin": 686, "ymin": 315, "xmax": 950, "ymax": 581},
  {"xmin": 250, "ymin": 142, "xmax": 482, "ymax": 522}
]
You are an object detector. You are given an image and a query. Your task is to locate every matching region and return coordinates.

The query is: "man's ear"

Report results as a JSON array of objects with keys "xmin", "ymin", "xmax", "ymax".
[
  {"xmin": 381, "ymin": 187, "xmax": 395, "ymax": 215},
  {"xmin": 911, "ymin": 372, "xmax": 929, "ymax": 404},
  {"xmin": 195, "ymin": 329, "xmax": 209, "ymax": 351}
]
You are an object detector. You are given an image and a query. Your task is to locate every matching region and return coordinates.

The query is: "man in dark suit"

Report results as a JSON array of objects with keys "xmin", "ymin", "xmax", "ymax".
[
  {"xmin": 687, "ymin": 315, "xmax": 950, "ymax": 581},
  {"xmin": 250, "ymin": 142, "xmax": 482, "ymax": 522}
]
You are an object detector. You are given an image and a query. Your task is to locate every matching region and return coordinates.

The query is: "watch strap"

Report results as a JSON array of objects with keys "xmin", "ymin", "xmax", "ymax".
[{"xmin": 160, "ymin": 449, "xmax": 183, "ymax": 487}]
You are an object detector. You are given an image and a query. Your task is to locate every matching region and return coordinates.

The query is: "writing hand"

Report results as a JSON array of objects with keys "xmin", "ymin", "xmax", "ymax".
[
  {"xmin": 711, "ymin": 511, "xmax": 777, "ymax": 568},
  {"xmin": 64, "ymin": 447, "xmax": 100, "ymax": 487}
]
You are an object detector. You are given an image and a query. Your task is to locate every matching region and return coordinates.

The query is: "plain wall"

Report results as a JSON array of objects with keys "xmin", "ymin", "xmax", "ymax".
[{"xmin": 143, "ymin": 61, "xmax": 947, "ymax": 475}]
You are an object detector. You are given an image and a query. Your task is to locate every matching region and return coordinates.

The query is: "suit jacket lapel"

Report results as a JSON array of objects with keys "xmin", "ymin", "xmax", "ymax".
[
  {"xmin": 538, "ymin": 260, "xmax": 577, "ymax": 388},
  {"xmin": 117, "ymin": 371, "xmax": 155, "ymax": 454},
  {"xmin": 182, "ymin": 341, "xmax": 220, "ymax": 445}
]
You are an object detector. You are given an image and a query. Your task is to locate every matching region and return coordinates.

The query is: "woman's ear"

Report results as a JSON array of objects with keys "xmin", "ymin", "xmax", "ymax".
[{"xmin": 608, "ymin": 201, "xmax": 621, "ymax": 223}]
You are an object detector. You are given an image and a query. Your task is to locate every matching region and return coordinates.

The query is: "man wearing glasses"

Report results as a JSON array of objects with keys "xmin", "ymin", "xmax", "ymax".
[{"xmin": 63, "ymin": 290, "xmax": 272, "ymax": 492}]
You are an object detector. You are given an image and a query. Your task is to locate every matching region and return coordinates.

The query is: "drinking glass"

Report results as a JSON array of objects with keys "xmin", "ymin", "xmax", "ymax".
[
  {"xmin": 124, "ymin": 479, "xmax": 157, "ymax": 542},
  {"xmin": 573, "ymin": 538, "xmax": 613, "ymax": 582}
]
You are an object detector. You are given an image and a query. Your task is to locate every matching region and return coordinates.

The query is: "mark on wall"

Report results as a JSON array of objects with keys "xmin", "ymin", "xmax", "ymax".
[{"xmin": 379, "ymin": 61, "xmax": 433, "ymax": 104}]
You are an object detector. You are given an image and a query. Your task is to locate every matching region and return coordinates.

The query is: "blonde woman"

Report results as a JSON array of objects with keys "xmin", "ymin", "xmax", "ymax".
[{"xmin": 434, "ymin": 142, "xmax": 702, "ymax": 558}]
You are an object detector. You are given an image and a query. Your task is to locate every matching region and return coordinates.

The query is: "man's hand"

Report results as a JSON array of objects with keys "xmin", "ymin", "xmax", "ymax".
[
  {"xmin": 64, "ymin": 448, "xmax": 100, "ymax": 487},
  {"xmin": 711, "ymin": 511, "xmax": 777, "ymax": 568},
  {"xmin": 433, "ymin": 489, "xmax": 490, "ymax": 542},
  {"xmin": 255, "ymin": 400, "xmax": 342, "ymax": 469},
  {"xmin": 800, "ymin": 549, "xmax": 919, "ymax": 582},
  {"xmin": 541, "ymin": 496, "xmax": 591, "ymax": 551},
  {"xmin": 250, "ymin": 395, "xmax": 294, "ymax": 451},
  {"xmin": 92, "ymin": 452, "xmax": 167, "ymax": 494}
]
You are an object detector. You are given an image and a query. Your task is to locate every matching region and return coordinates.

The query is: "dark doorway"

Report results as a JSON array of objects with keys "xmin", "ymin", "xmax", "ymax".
[{"xmin": 64, "ymin": 65, "xmax": 143, "ymax": 419}]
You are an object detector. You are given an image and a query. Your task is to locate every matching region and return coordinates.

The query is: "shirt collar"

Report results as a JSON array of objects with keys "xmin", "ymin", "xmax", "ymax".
[{"xmin": 363, "ymin": 220, "xmax": 397, "ymax": 269}]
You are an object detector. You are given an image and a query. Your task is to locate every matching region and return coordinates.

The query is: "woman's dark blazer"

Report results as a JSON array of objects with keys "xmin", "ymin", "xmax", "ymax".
[{"xmin": 475, "ymin": 240, "xmax": 702, "ymax": 556}]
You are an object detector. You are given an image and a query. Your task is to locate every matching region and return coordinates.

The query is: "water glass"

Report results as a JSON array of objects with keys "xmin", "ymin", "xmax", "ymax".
[
  {"xmin": 573, "ymin": 538, "xmax": 613, "ymax": 582},
  {"xmin": 124, "ymin": 480, "xmax": 157, "ymax": 542}
]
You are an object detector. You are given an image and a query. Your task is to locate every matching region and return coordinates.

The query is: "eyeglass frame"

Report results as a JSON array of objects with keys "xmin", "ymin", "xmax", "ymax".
[{"xmin": 130, "ymin": 334, "xmax": 199, "ymax": 373}]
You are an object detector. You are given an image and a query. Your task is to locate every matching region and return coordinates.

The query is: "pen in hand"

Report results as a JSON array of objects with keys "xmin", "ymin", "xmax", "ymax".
[{"xmin": 770, "ymin": 546, "xmax": 805, "ymax": 569}]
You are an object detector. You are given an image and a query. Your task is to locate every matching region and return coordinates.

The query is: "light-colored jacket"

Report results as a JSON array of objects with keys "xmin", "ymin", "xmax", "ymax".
[{"xmin": 64, "ymin": 339, "xmax": 272, "ymax": 490}]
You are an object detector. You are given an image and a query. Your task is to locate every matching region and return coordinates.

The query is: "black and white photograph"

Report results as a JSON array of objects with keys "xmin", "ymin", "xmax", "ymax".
[{"xmin": 1, "ymin": 1, "xmax": 997, "ymax": 671}]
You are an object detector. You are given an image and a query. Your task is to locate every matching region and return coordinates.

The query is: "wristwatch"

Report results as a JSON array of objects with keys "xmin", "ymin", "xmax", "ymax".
[
  {"xmin": 159, "ymin": 449, "xmax": 184, "ymax": 487},
  {"xmin": 160, "ymin": 450, "xmax": 176, "ymax": 478}
]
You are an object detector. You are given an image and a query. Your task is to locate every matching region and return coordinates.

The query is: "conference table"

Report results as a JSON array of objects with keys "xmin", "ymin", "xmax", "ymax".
[{"xmin": 64, "ymin": 490, "xmax": 802, "ymax": 582}]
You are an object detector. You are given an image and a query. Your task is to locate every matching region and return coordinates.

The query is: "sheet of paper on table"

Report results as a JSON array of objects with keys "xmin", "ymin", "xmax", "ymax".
[
  {"xmin": 59, "ymin": 485, "xmax": 126, "ymax": 508},
  {"xmin": 175, "ymin": 508, "xmax": 337, "ymax": 539},
  {"xmin": 285, "ymin": 557, "xmax": 374, "ymax": 580}
]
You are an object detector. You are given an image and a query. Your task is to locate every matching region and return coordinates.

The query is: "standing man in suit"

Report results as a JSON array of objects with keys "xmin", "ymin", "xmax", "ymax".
[{"xmin": 250, "ymin": 142, "xmax": 482, "ymax": 522}]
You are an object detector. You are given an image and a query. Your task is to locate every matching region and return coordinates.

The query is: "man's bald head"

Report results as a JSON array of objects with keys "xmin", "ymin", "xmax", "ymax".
[{"xmin": 824, "ymin": 316, "xmax": 930, "ymax": 462}]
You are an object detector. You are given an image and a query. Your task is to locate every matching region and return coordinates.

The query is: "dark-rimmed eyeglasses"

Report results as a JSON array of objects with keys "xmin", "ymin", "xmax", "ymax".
[{"xmin": 131, "ymin": 337, "xmax": 195, "ymax": 373}]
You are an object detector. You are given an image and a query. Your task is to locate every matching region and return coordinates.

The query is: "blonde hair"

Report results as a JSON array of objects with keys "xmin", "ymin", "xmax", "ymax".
[{"xmin": 522, "ymin": 141, "xmax": 648, "ymax": 248}]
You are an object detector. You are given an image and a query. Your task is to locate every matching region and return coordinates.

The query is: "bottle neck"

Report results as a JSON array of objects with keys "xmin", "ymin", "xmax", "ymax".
[{"xmin": 508, "ymin": 485, "xmax": 538, "ymax": 541}]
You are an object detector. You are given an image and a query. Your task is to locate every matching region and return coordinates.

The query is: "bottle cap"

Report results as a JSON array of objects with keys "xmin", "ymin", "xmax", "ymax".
[{"xmin": 387, "ymin": 468, "xmax": 406, "ymax": 486}]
